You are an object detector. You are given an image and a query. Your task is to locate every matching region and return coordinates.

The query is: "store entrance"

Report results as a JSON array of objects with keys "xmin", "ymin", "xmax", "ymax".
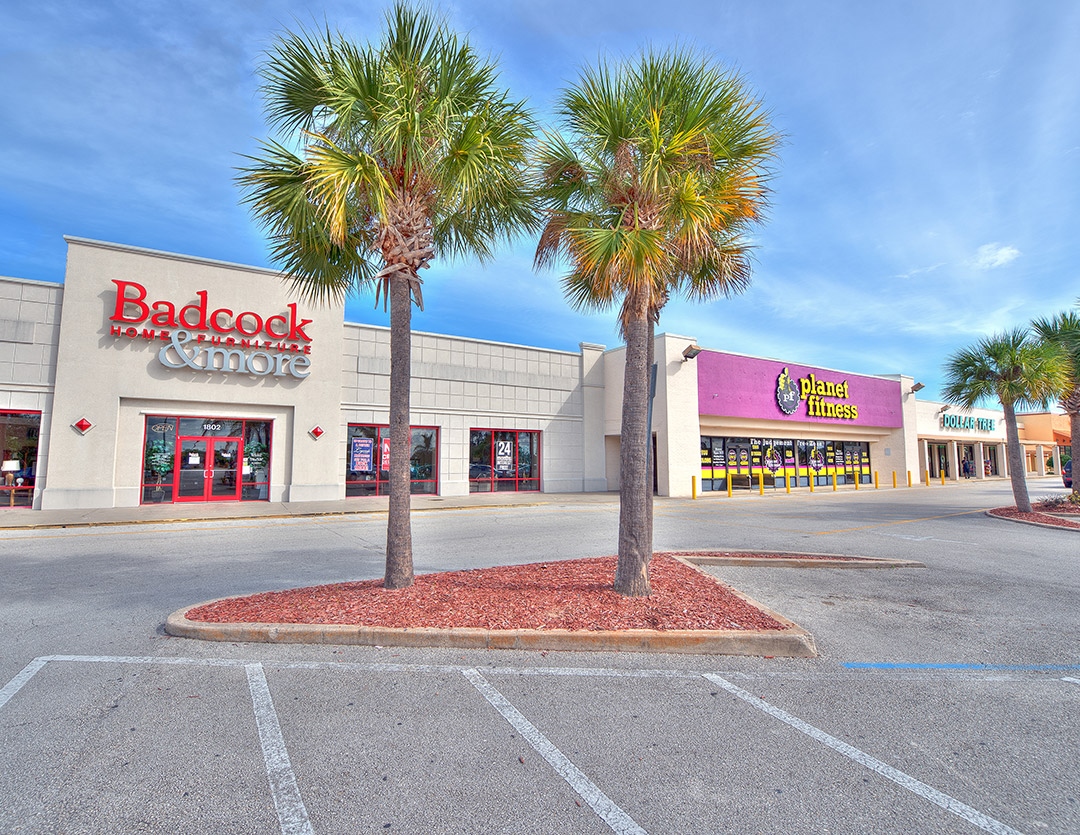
[{"xmin": 176, "ymin": 437, "xmax": 242, "ymax": 502}]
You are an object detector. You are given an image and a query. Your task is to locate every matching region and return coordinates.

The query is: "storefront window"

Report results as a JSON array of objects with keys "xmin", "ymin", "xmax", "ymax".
[
  {"xmin": 141, "ymin": 415, "xmax": 272, "ymax": 504},
  {"xmin": 346, "ymin": 424, "xmax": 438, "ymax": 497},
  {"xmin": 1, "ymin": 411, "xmax": 41, "ymax": 508},
  {"xmin": 701, "ymin": 435, "xmax": 870, "ymax": 490},
  {"xmin": 470, "ymin": 429, "xmax": 540, "ymax": 492}
]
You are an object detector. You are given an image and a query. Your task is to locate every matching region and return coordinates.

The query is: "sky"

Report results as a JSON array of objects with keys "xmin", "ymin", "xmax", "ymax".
[{"xmin": 2, "ymin": 0, "xmax": 1079, "ymax": 403}]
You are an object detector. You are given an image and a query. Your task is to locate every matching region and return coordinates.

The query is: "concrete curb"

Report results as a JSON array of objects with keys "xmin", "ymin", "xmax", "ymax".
[
  {"xmin": 984, "ymin": 509, "xmax": 1080, "ymax": 532},
  {"xmin": 164, "ymin": 609, "xmax": 818, "ymax": 657},
  {"xmin": 164, "ymin": 558, "xmax": 818, "ymax": 657},
  {"xmin": 676, "ymin": 551, "xmax": 925, "ymax": 569}
]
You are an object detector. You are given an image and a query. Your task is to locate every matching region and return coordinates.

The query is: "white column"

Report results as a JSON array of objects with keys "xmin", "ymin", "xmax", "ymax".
[
  {"xmin": 920, "ymin": 439, "xmax": 930, "ymax": 484},
  {"xmin": 1036, "ymin": 444, "xmax": 1046, "ymax": 476},
  {"xmin": 948, "ymin": 440, "xmax": 959, "ymax": 481},
  {"xmin": 1052, "ymin": 444, "xmax": 1062, "ymax": 476},
  {"xmin": 1000, "ymin": 444, "xmax": 1008, "ymax": 477},
  {"xmin": 975, "ymin": 441, "xmax": 986, "ymax": 480}
]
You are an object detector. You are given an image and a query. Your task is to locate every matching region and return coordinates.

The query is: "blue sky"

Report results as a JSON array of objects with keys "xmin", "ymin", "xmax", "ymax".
[{"xmin": 2, "ymin": 1, "xmax": 1079, "ymax": 401}]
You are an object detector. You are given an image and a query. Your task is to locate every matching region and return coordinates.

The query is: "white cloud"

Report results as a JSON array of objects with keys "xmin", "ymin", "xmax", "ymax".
[{"xmin": 971, "ymin": 243, "xmax": 1021, "ymax": 270}]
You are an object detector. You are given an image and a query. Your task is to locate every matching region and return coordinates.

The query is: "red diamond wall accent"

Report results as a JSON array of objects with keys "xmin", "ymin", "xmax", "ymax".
[
  {"xmin": 309, "ymin": 425, "xmax": 324, "ymax": 439},
  {"xmin": 73, "ymin": 418, "xmax": 93, "ymax": 434}
]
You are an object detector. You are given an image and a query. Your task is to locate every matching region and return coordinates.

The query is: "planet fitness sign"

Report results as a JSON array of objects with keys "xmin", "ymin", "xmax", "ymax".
[
  {"xmin": 107, "ymin": 280, "xmax": 313, "ymax": 379},
  {"xmin": 696, "ymin": 351, "xmax": 903, "ymax": 429},
  {"xmin": 776, "ymin": 367, "xmax": 860, "ymax": 420}
]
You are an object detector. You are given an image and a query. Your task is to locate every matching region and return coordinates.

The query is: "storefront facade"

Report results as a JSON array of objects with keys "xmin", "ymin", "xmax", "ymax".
[{"xmin": 0, "ymin": 237, "xmax": 1063, "ymax": 511}]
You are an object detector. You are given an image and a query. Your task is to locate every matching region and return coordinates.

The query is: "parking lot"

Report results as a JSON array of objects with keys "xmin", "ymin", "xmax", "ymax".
[{"xmin": 1, "ymin": 480, "xmax": 1078, "ymax": 833}]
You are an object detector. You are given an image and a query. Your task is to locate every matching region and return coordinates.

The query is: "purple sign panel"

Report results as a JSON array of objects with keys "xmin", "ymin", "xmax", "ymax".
[{"xmin": 697, "ymin": 351, "xmax": 903, "ymax": 428}]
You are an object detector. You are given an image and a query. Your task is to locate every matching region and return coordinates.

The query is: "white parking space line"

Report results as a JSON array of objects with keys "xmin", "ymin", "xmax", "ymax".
[
  {"xmin": 0, "ymin": 657, "xmax": 48, "ymax": 710},
  {"xmin": 1064, "ymin": 677, "xmax": 1080, "ymax": 686},
  {"xmin": 463, "ymin": 668, "xmax": 649, "ymax": 835},
  {"xmin": 702, "ymin": 673, "xmax": 1023, "ymax": 835},
  {"xmin": 246, "ymin": 663, "xmax": 314, "ymax": 835}
]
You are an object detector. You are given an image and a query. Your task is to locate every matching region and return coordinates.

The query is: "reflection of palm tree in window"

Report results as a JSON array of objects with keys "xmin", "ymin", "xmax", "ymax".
[{"xmin": 410, "ymin": 430, "xmax": 435, "ymax": 480}]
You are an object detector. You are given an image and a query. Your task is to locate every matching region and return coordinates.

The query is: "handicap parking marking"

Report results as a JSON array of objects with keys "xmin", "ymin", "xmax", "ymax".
[{"xmin": 843, "ymin": 662, "xmax": 1080, "ymax": 673}]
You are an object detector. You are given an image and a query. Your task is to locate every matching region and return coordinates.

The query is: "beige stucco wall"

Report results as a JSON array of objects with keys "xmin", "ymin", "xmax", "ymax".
[
  {"xmin": 341, "ymin": 323, "xmax": 589, "ymax": 496},
  {"xmin": 0, "ymin": 276, "xmax": 62, "ymax": 508},
  {"xmin": 600, "ymin": 333, "xmax": 703, "ymax": 497},
  {"xmin": 42, "ymin": 238, "xmax": 345, "ymax": 509}
]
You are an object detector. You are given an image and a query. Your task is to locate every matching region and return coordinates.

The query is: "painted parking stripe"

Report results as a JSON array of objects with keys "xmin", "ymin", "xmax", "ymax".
[
  {"xmin": 245, "ymin": 663, "xmax": 314, "ymax": 835},
  {"xmin": 1064, "ymin": 677, "xmax": 1080, "ymax": 686},
  {"xmin": 0, "ymin": 657, "xmax": 49, "ymax": 711},
  {"xmin": 844, "ymin": 662, "xmax": 1080, "ymax": 672},
  {"xmin": 702, "ymin": 674, "xmax": 1022, "ymax": 835},
  {"xmin": 463, "ymin": 668, "xmax": 648, "ymax": 835}
]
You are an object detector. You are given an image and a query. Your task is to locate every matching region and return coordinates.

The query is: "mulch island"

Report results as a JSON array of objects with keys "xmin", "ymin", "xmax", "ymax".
[
  {"xmin": 989, "ymin": 499, "xmax": 1080, "ymax": 530},
  {"xmin": 186, "ymin": 553, "xmax": 789, "ymax": 632}
]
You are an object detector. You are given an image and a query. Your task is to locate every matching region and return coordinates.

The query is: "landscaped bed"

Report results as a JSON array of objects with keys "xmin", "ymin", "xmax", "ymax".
[
  {"xmin": 184, "ymin": 554, "xmax": 789, "ymax": 632},
  {"xmin": 989, "ymin": 500, "xmax": 1080, "ymax": 530}
]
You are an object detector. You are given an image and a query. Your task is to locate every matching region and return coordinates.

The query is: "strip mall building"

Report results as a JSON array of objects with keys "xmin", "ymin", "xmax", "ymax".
[{"xmin": 0, "ymin": 238, "xmax": 1069, "ymax": 510}]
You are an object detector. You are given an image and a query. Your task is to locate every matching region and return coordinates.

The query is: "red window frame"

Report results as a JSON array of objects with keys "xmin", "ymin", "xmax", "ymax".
[
  {"xmin": 469, "ymin": 428, "xmax": 541, "ymax": 493},
  {"xmin": 140, "ymin": 415, "xmax": 272, "ymax": 504},
  {"xmin": 346, "ymin": 423, "xmax": 439, "ymax": 497},
  {"xmin": 0, "ymin": 410, "xmax": 41, "ymax": 509}
]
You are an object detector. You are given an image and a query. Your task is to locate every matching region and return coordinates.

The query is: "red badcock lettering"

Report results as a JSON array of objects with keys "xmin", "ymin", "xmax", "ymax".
[{"xmin": 109, "ymin": 280, "xmax": 313, "ymax": 343}]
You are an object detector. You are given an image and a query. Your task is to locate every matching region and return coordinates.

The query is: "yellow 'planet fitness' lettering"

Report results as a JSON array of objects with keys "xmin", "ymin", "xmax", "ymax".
[{"xmin": 798, "ymin": 373, "xmax": 859, "ymax": 421}]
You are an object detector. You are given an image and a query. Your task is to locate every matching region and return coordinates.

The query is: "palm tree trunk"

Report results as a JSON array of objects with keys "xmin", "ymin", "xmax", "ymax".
[
  {"xmin": 1002, "ymin": 400, "xmax": 1032, "ymax": 513},
  {"xmin": 615, "ymin": 295, "xmax": 652, "ymax": 597},
  {"xmin": 645, "ymin": 318, "xmax": 655, "ymax": 562},
  {"xmin": 1070, "ymin": 410, "xmax": 1079, "ymax": 500},
  {"xmin": 385, "ymin": 273, "xmax": 414, "ymax": 589}
]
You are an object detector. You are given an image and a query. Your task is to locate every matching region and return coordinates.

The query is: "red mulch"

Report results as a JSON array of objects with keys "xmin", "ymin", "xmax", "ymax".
[
  {"xmin": 989, "ymin": 507, "xmax": 1080, "ymax": 529},
  {"xmin": 186, "ymin": 554, "xmax": 788, "ymax": 632},
  {"xmin": 1032, "ymin": 499, "xmax": 1080, "ymax": 515}
]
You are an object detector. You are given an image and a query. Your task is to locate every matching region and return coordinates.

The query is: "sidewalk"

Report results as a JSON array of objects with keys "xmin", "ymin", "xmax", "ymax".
[
  {"xmin": 0, "ymin": 475, "xmax": 1063, "ymax": 530},
  {"xmin": 0, "ymin": 490, "xmax": 623, "ymax": 530}
]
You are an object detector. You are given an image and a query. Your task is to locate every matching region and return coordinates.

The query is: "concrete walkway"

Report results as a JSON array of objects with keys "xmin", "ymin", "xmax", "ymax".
[{"xmin": 0, "ymin": 474, "xmax": 1059, "ymax": 530}]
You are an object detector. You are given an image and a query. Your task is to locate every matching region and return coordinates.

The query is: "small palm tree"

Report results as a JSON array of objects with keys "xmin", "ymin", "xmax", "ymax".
[
  {"xmin": 1032, "ymin": 310, "xmax": 1080, "ymax": 498},
  {"xmin": 535, "ymin": 49, "xmax": 779, "ymax": 595},
  {"xmin": 942, "ymin": 328, "xmax": 1068, "ymax": 512},
  {"xmin": 239, "ymin": 4, "xmax": 536, "ymax": 588}
]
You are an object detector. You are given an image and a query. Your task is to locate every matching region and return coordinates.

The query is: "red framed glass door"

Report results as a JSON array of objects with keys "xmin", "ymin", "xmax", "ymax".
[{"xmin": 176, "ymin": 438, "xmax": 242, "ymax": 502}]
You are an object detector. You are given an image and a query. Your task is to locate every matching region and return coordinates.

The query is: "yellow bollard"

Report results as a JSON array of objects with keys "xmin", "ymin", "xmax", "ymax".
[
  {"xmin": 785, "ymin": 476, "xmax": 791, "ymax": 495},
  {"xmin": 907, "ymin": 470, "xmax": 912, "ymax": 488},
  {"xmin": 875, "ymin": 471, "xmax": 879, "ymax": 490},
  {"xmin": 758, "ymin": 472, "xmax": 764, "ymax": 495},
  {"xmin": 925, "ymin": 469, "xmax": 930, "ymax": 486},
  {"xmin": 727, "ymin": 477, "xmax": 732, "ymax": 498},
  {"xmin": 692, "ymin": 475, "xmax": 697, "ymax": 500},
  {"xmin": 809, "ymin": 475, "xmax": 815, "ymax": 493},
  {"xmin": 832, "ymin": 473, "xmax": 838, "ymax": 491},
  {"xmin": 941, "ymin": 469, "xmax": 946, "ymax": 486},
  {"xmin": 854, "ymin": 474, "xmax": 860, "ymax": 490},
  {"xmin": 892, "ymin": 470, "xmax": 897, "ymax": 489}
]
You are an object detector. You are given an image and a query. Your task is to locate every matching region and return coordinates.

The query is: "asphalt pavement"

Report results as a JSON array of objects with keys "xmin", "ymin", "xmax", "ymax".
[{"xmin": 1, "ymin": 476, "xmax": 1077, "ymax": 834}]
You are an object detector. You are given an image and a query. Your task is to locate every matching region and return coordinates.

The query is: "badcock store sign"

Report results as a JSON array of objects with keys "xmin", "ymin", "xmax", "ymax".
[{"xmin": 108, "ymin": 280, "xmax": 313, "ymax": 379}]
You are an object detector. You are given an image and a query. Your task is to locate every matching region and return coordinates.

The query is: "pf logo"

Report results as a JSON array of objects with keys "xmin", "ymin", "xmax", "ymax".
[{"xmin": 776, "ymin": 367, "xmax": 800, "ymax": 415}]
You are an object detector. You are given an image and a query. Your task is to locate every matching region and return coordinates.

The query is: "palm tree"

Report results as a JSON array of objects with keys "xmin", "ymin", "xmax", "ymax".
[
  {"xmin": 1032, "ymin": 310, "xmax": 1080, "ymax": 498},
  {"xmin": 238, "ymin": 5, "xmax": 536, "ymax": 588},
  {"xmin": 534, "ymin": 49, "xmax": 779, "ymax": 595},
  {"xmin": 942, "ymin": 328, "xmax": 1068, "ymax": 513}
]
